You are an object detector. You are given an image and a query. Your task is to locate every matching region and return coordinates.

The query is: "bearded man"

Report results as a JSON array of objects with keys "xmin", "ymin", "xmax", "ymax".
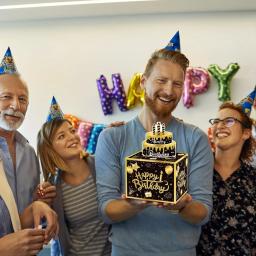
[
  {"xmin": 0, "ymin": 48, "xmax": 55, "ymax": 240},
  {"xmin": 95, "ymin": 35, "xmax": 213, "ymax": 256}
]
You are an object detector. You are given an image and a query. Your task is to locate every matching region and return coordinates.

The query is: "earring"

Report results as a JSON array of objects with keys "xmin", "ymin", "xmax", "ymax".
[{"xmin": 80, "ymin": 150, "xmax": 89, "ymax": 159}]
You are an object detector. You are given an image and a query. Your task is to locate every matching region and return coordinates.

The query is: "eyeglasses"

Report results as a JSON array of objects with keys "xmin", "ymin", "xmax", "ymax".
[{"xmin": 209, "ymin": 117, "xmax": 246, "ymax": 128}]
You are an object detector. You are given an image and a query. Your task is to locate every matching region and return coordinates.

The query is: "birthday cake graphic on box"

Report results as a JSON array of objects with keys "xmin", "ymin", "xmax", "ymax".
[{"xmin": 125, "ymin": 122, "xmax": 188, "ymax": 203}]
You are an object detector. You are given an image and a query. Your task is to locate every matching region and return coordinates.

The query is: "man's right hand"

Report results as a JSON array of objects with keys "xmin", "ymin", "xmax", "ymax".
[
  {"xmin": 0, "ymin": 228, "xmax": 45, "ymax": 256},
  {"xmin": 105, "ymin": 195, "xmax": 149, "ymax": 222}
]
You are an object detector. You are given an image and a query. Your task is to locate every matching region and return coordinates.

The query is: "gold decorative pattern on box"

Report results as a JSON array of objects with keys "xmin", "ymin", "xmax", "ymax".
[{"xmin": 126, "ymin": 122, "xmax": 188, "ymax": 204}]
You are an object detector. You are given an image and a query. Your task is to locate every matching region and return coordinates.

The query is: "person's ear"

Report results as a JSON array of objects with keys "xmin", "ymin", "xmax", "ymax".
[
  {"xmin": 140, "ymin": 74, "xmax": 147, "ymax": 90},
  {"xmin": 242, "ymin": 128, "xmax": 251, "ymax": 141}
]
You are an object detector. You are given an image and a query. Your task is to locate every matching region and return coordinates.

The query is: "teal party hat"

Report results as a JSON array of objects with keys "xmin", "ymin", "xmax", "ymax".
[
  {"xmin": 0, "ymin": 47, "xmax": 18, "ymax": 75},
  {"xmin": 46, "ymin": 96, "xmax": 64, "ymax": 122},
  {"xmin": 165, "ymin": 31, "xmax": 180, "ymax": 52}
]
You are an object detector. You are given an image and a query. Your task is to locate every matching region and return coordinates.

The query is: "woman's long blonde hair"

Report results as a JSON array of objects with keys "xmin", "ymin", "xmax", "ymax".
[{"xmin": 37, "ymin": 119, "xmax": 71, "ymax": 180}]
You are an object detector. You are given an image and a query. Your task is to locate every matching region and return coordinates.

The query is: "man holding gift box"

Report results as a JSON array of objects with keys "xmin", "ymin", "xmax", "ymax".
[{"xmin": 96, "ymin": 32, "xmax": 213, "ymax": 256}]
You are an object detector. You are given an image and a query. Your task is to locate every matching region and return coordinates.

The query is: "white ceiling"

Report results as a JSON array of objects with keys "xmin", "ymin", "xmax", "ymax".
[{"xmin": 0, "ymin": 0, "xmax": 256, "ymax": 22}]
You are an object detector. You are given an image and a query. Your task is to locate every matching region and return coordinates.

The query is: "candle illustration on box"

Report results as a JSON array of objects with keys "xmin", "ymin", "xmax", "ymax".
[{"xmin": 125, "ymin": 122, "xmax": 188, "ymax": 203}]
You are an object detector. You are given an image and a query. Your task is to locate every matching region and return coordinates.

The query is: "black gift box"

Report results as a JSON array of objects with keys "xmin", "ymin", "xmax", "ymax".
[{"xmin": 125, "ymin": 151, "xmax": 188, "ymax": 203}]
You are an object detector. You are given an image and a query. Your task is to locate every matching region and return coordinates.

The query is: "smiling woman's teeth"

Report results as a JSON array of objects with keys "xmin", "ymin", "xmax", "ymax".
[{"xmin": 216, "ymin": 132, "xmax": 229, "ymax": 138}]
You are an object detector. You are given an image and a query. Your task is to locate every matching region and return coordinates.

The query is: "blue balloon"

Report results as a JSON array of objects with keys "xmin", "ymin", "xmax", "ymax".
[{"xmin": 86, "ymin": 124, "xmax": 106, "ymax": 154}]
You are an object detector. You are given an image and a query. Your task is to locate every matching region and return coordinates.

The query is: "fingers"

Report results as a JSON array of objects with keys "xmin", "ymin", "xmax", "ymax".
[
  {"xmin": 122, "ymin": 194, "xmax": 149, "ymax": 209},
  {"xmin": 178, "ymin": 194, "xmax": 192, "ymax": 208},
  {"xmin": 33, "ymin": 210, "xmax": 41, "ymax": 229},
  {"xmin": 37, "ymin": 183, "xmax": 56, "ymax": 202},
  {"xmin": 108, "ymin": 121, "xmax": 125, "ymax": 127},
  {"xmin": 25, "ymin": 228, "xmax": 45, "ymax": 237},
  {"xmin": 122, "ymin": 194, "xmax": 145, "ymax": 204},
  {"xmin": 41, "ymin": 183, "xmax": 56, "ymax": 197},
  {"xmin": 43, "ymin": 211, "xmax": 58, "ymax": 243},
  {"xmin": 5, "ymin": 229, "xmax": 45, "ymax": 256},
  {"xmin": 121, "ymin": 194, "xmax": 127, "ymax": 199},
  {"xmin": 122, "ymin": 193, "xmax": 192, "ymax": 212},
  {"xmin": 37, "ymin": 181, "xmax": 53, "ymax": 196},
  {"xmin": 36, "ymin": 184, "xmax": 45, "ymax": 198},
  {"xmin": 41, "ymin": 191, "xmax": 56, "ymax": 200},
  {"xmin": 31, "ymin": 201, "xmax": 58, "ymax": 243},
  {"xmin": 121, "ymin": 193, "xmax": 193, "ymax": 212},
  {"xmin": 28, "ymin": 229, "xmax": 45, "ymax": 240},
  {"xmin": 185, "ymin": 194, "xmax": 193, "ymax": 202},
  {"xmin": 43, "ymin": 185, "xmax": 56, "ymax": 193},
  {"xmin": 22, "ymin": 229, "xmax": 45, "ymax": 253},
  {"xmin": 41, "ymin": 181, "xmax": 52, "ymax": 189},
  {"xmin": 26, "ymin": 231, "xmax": 45, "ymax": 256},
  {"xmin": 163, "ymin": 194, "xmax": 192, "ymax": 211}
]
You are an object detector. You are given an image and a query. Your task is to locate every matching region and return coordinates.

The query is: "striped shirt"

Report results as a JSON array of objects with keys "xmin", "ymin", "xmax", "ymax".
[{"xmin": 61, "ymin": 174, "xmax": 111, "ymax": 256}]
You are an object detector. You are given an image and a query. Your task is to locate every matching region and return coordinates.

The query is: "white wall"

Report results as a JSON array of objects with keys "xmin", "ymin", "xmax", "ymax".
[{"xmin": 0, "ymin": 11, "xmax": 255, "ymax": 148}]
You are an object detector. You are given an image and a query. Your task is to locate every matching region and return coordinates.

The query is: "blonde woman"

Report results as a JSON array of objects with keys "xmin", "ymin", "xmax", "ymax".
[{"xmin": 37, "ymin": 98, "xmax": 111, "ymax": 256}]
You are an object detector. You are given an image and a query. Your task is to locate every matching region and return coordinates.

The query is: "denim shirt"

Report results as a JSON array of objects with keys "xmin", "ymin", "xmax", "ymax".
[
  {"xmin": 0, "ymin": 131, "xmax": 40, "ymax": 236},
  {"xmin": 0, "ymin": 197, "xmax": 13, "ymax": 237}
]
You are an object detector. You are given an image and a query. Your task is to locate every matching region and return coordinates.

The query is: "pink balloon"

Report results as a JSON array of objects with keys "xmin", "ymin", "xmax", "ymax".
[
  {"xmin": 183, "ymin": 73, "xmax": 193, "ymax": 108},
  {"xmin": 77, "ymin": 121, "xmax": 93, "ymax": 149},
  {"xmin": 183, "ymin": 67, "xmax": 210, "ymax": 108}
]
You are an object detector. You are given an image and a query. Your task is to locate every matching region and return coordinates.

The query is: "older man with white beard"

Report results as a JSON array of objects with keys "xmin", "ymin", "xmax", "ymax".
[{"xmin": 0, "ymin": 48, "xmax": 56, "ymax": 241}]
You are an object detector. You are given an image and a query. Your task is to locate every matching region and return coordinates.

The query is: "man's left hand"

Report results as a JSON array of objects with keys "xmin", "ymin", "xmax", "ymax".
[
  {"xmin": 31, "ymin": 201, "xmax": 59, "ymax": 244},
  {"xmin": 156, "ymin": 193, "xmax": 192, "ymax": 213}
]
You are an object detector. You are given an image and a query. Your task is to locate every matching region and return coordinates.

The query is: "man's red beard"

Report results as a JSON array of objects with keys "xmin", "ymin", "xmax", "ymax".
[{"xmin": 144, "ymin": 93, "xmax": 177, "ymax": 119}]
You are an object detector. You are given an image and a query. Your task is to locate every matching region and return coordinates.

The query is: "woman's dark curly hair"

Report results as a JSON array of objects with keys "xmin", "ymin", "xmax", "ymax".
[{"xmin": 219, "ymin": 102, "xmax": 256, "ymax": 163}]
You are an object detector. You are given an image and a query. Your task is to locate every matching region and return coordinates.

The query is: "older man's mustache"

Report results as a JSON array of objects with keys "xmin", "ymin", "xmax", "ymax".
[{"xmin": 1, "ymin": 108, "xmax": 25, "ymax": 119}]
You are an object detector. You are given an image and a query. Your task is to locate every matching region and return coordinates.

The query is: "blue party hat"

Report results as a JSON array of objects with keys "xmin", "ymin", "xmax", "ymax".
[
  {"xmin": 46, "ymin": 96, "xmax": 64, "ymax": 122},
  {"xmin": 237, "ymin": 86, "xmax": 256, "ymax": 117},
  {"xmin": 165, "ymin": 31, "xmax": 180, "ymax": 52},
  {"xmin": 0, "ymin": 47, "xmax": 18, "ymax": 75}
]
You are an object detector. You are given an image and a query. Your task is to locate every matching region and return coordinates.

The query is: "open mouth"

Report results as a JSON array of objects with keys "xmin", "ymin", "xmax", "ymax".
[
  {"xmin": 4, "ymin": 114, "xmax": 20, "ymax": 120},
  {"xmin": 158, "ymin": 96, "xmax": 174, "ymax": 104},
  {"xmin": 215, "ymin": 131, "xmax": 229, "ymax": 139},
  {"xmin": 67, "ymin": 142, "xmax": 80, "ymax": 148}
]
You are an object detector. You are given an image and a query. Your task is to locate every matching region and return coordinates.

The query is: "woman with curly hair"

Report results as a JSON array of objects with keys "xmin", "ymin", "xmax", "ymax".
[{"xmin": 197, "ymin": 101, "xmax": 256, "ymax": 255}]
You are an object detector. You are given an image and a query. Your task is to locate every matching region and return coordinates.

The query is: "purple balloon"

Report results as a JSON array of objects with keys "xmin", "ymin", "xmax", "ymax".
[{"xmin": 96, "ymin": 73, "xmax": 128, "ymax": 115}]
